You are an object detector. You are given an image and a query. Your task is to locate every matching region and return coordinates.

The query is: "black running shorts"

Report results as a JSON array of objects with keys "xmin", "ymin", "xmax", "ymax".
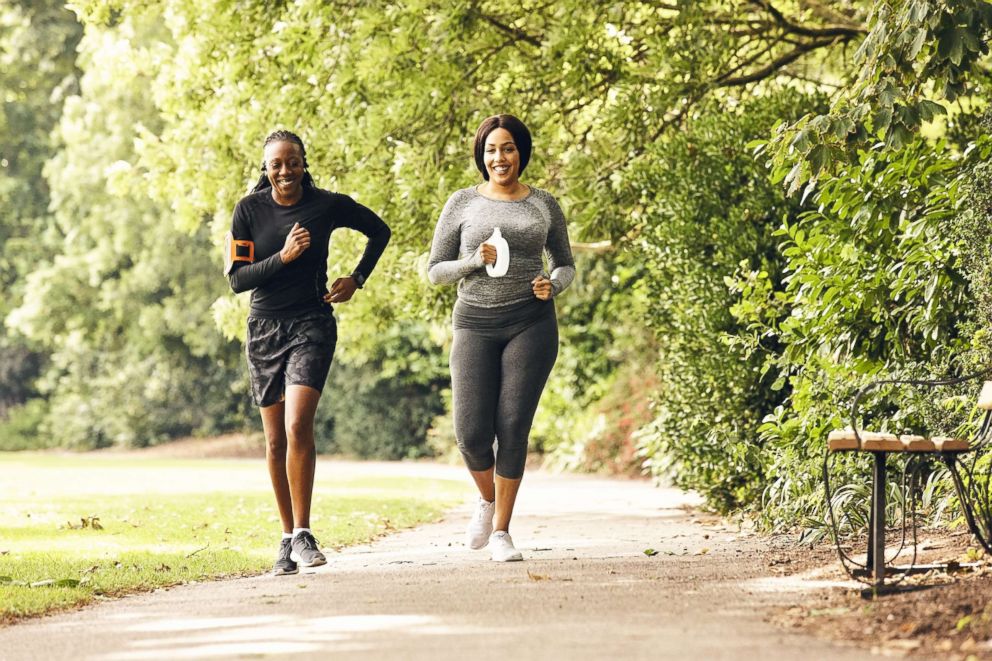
[{"xmin": 245, "ymin": 310, "xmax": 337, "ymax": 408}]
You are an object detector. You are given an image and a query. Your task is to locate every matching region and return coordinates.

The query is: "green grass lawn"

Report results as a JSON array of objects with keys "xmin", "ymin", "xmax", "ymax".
[{"xmin": 0, "ymin": 453, "xmax": 468, "ymax": 622}]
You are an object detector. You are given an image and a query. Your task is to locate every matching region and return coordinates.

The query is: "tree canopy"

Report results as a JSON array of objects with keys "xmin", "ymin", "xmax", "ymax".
[{"xmin": 3, "ymin": 0, "xmax": 991, "ymax": 531}]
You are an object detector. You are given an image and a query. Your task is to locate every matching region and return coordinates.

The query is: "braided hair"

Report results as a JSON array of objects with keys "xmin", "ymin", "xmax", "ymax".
[{"xmin": 250, "ymin": 130, "xmax": 317, "ymax": 193}]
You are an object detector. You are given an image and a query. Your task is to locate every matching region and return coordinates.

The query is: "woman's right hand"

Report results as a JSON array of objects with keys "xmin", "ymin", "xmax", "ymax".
[
  {"xmin": 280, "ymin": 222, "xmax": 310, "ymax": 263},
  {"xmin": 478, "ymin": 242, "xmax": 497, "ymax": 266}
]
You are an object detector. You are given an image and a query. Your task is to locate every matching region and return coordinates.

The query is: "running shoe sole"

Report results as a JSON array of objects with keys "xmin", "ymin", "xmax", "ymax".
[{"xmin": 290, "ymin": 551, "xmax": 327, "ymax": 568}]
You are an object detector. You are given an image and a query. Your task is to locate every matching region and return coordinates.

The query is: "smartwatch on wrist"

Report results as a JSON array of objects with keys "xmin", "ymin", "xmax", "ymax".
[{"xmin": 351, "ymin": 270, "xmax": 366, "ymax": 289}]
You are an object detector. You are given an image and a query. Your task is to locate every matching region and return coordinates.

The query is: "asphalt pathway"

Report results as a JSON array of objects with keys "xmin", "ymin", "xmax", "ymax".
[{"xmin": 0, "ymin": 462, "xmax": 880, "ymax": 660}]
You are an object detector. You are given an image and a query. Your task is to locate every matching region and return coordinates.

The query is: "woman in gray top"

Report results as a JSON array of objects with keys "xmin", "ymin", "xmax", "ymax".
[{"xmin": 428, "ymin": 114, "xmax": 575, "ymax": 562}]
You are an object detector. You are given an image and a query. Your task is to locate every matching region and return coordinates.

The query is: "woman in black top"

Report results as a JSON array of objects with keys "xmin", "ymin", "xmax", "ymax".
[{"xmin": 227, "ymin": 130, "xmax": 390, "ymax": 575}]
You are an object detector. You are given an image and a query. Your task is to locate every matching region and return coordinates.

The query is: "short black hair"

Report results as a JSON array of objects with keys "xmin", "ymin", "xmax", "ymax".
[
  {"xmin": 250, "ymin": 129, "xmax": 315, "ymax": 193},
  {"xmin": 473, "ymin": 114, "xmax": 532, "ymax": 181}
]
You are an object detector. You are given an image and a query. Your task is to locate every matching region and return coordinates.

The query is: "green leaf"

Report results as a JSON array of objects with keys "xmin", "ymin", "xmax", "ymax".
[
  {"xmin": 878, "ymin": 79, "xmax": 899, "ymax": 107},
  {"xmin": 808, "ymin": 145, "xmax": 829, "ymax": 179},
  {"xmin": 873, "ymin": 107, "xmax": 893, "ymax": 137},
  {"xmin": 907, "ymin": 28, "xmax": 927, "ymax": 60},
  {"xmin": 643, "ymin": 548, "xmax": 659, "ymax": 557},
  {"xmin": 885, "ymin": 125, "xmax": 909, "ymax": 151},
  {"xmin": 938, "ymin": 27, "xmax": 965, "ymax": 66},
  {"xmin": 830, "ymin": 117, "xmax": 854, "ymax": 140},
  {"xmin": 808, "ymin": 115, "xmax": 832, "ymax": 136},
  {"xmin": 916, "ymin": 100, "xmax": 946, "ymax": 122}
]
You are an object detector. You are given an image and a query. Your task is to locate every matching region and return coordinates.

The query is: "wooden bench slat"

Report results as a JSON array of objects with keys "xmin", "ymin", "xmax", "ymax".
[
  {"xmin": 827, "ymin": 433, "xmax": 858, "ymax": 451},
  {"xmin": 827, "ymin": 430, "xmax": 859, "ymax": 452},
  {"xmin": 978, "ymin": 381, "xmax": 992, "ymax": 410},
  {"xmin": 861, "ymin": 433, "xmax": 902, "ymax": 451},
  {"xmin": 900, "ymin": 434, "xmax": 936, "ymax": 452},
  {"xmin": 932, "ymin": 436, "xmax": 969, "ymax": 452}
]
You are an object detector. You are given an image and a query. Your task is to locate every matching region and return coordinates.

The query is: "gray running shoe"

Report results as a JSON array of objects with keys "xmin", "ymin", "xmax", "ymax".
[
  {"xmin": 273, "ymin": 538, "xmax": 299, "ymax": 576},
  {"xmin": 291, "ymin": 531, "xmax": 327, "ymax": 567}
]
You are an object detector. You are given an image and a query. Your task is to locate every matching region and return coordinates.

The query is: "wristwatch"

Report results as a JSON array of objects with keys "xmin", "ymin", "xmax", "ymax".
[{"xmin": 351, "ymin": 270, "xmax": 366, "ymax": 289}]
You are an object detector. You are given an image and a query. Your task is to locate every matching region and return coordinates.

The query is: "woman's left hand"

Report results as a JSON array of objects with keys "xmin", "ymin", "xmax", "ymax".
[
  {"xmin": 531, "ymin": 275, "xmax": 553, "ymax": 301},
  {"xmin": 325, "ymin": 276, "xmax": 358, "ymax": 304}
]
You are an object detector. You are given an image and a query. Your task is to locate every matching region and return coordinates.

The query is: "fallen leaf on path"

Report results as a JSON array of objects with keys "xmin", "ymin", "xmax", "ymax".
[
  {"xmin": 527, "ymin": 571, "xmax": 549, "ymax": 581},
  {"xmin": 696, "ymin": 548, "xmax": 710, "ymax": 555},
  {"xmin": 643, "ymin": 549, "xmax": 659, "ymax": 556}
]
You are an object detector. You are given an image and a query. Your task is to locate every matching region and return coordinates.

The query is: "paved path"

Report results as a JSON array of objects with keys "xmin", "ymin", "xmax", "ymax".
[{"xmin": 0, "ymin": 463, "xmax": 879, "ymax": 660}]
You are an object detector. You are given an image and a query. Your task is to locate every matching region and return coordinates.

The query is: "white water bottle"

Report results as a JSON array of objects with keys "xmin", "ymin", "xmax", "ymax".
[{"xmin": 485, "ymin": 227, "xmax": 510, "ymax": 277}]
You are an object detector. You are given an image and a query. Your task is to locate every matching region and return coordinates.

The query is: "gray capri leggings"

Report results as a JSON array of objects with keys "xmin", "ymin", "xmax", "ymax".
[{"xmin": 449, "ymin": 298, "xmax": 559, "ymax": 479}]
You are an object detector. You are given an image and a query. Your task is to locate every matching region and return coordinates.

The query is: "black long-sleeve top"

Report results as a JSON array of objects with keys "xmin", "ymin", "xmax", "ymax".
[{"xmin": 228, "ymin": 187, "xmax": 391, "ymax": 318}]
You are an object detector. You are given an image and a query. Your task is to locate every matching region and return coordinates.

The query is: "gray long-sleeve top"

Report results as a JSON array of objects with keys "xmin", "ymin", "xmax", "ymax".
[{"xmin": 427, "ymin": 186, "xmax": 576, "ymax": 307}]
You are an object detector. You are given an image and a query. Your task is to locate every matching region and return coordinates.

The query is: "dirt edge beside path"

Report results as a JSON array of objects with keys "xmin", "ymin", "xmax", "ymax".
[{"xmin": 764, "ymin": 531, "xmax": 992, "ymax": 660}]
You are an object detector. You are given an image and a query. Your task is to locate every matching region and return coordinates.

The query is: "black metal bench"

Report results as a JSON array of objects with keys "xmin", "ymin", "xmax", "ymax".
[{"xmin": 823, "ymin": 369, "xmax": 992, "ymax": 592}]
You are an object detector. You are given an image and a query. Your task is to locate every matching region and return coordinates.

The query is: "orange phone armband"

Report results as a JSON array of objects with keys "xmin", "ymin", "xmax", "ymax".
[{"xmin": 223, "ymin": 232, "xmax": 255, "ymax": 275}]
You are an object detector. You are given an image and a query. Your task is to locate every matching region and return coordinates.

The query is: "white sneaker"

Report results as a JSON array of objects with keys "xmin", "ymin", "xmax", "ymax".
[
  {"xmin": 466, "ymin": 497, "xmax": 495, "ymax": 550},
  {"xmin": 489, "ymin": 531, "xmax": 523, "ymax": 562}
]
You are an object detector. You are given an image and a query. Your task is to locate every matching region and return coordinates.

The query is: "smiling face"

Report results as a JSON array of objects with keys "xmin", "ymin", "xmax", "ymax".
[
  {"xmin": 263, "ymin": 140, "xmax": 306, "ymax": 202},
  {"xmin": 483, "ymin": 128, "xmax": 521, "ymax": 187}
]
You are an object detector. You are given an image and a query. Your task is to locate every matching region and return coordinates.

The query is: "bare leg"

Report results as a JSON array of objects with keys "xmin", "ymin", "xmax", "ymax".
[
  {"xmin": 259, "ymin": 400, "xmax": 292, "ymax": 534},
  {"xmin": 284, "ymin": 384, "xmax": 321, "ymax": 529},
  {"xmin": 469, "ymin": 467, "xmax": 496, "ymax": 502},
  {"xmin": 493, "ymin": 475, "xmax": 522, "ymax": 533}
]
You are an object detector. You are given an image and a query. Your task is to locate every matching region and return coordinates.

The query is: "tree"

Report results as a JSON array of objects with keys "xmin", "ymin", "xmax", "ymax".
[
  {"xmin": 7, "ymin": 10, "xmax": 250, "ymax": 447},
  {"xmin": 765, "ymin": 1, "xmax": 992, "ymax": 193},
  {"xmin": 0, "ymin": 0, "xmax": 82, "ymax": 416}
]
